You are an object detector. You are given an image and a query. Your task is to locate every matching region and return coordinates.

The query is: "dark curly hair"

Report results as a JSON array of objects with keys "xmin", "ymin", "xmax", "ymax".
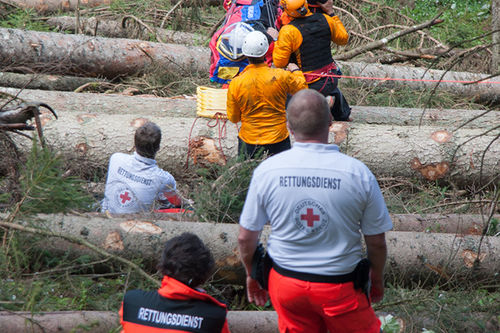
[{"xmin": 158, "ymin": 233, "xmax": 215, "ymax": 287}]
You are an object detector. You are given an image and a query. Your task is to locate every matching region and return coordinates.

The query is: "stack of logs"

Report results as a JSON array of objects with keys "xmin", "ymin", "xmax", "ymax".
[{"xmin": 0, "ymin": 2, "xmax": 499, "ymax": 332}]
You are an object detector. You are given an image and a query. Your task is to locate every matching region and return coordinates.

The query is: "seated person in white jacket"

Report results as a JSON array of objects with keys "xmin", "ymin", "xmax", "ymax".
[{"xmin": 101, "ymin": 122, "xmax": 177, "ymax": 214}]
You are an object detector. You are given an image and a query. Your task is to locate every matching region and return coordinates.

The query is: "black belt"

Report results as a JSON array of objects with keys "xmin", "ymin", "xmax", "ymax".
[{"xmin": 272, "ymin": 262, "xmax": 356, "ymax": 283}]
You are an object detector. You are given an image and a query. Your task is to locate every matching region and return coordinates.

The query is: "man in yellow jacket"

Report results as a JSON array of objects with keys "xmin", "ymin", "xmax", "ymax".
[
  {"xmin": 273, "ymin": 0, "xmax": 351, "ymax": 121},
  {"xmin": 227, "ymin": 30, "xmax": 307, "ymax": 159}
]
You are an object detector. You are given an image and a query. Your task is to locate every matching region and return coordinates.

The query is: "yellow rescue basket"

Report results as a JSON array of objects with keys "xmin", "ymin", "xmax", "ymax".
[{"xmin": 196, "ymin": 86, "xmax": 228, "ymax": 119}]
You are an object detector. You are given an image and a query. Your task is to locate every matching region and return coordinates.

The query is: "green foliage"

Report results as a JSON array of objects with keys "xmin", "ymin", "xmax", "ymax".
[
  {"xmin": 0, "ymin": 9, "xmax": 54, "ymax": 31},
  {"xmin": 379, "ymin": 286, "xmax": 500, "ymax": 332},
  {"xmin": 0, "ymin": 192, "xmax": 10, "ymax": 206},
  {"xmin": 486, "ymin": 218, "xmax": 499, "ymax": 236},
  {"xmin": 0, "ymin": 236, "xmax": 155, "ymax": 313},
  {"xmin": 383, "ymin": 0, "xmax": 491, "ymax": 47},
  {"xmin": 18, "ymin": 140, "xmax": 94, "ymax": 214},
  {"xmin": 379, "ymin": 314, "xmax": 401, "ymax": 333},
  {"xmin": 192, "ymin": 155, "xmax": 262, "ymax": 223}
]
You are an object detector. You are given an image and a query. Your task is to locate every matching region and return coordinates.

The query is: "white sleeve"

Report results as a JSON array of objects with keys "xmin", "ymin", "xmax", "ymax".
[
  {"xmin": 360, "ymin": 173, "xmax": 393, "ymax": 235},
  {"xmin": 239, "ymin": 170, "xmax": 269, "ymax": 231},
  {"xmin": 157, "ymin": 171, "xmax": 177, "ymax": 201}
]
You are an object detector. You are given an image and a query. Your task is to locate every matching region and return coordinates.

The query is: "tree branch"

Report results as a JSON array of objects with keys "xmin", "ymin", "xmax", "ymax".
[
  {"xmin": 0, "ymin": 220, "xmax": 160, "ymax": 287},
  {"xmin": 335, "ymin": 12, "xmax": 444, "ymax": 61}
]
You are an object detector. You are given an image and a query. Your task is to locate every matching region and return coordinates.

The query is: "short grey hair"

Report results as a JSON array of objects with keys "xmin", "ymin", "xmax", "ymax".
[{"xmin": 287, "ymin": 89, "xmax": 331, "ymax": 139}]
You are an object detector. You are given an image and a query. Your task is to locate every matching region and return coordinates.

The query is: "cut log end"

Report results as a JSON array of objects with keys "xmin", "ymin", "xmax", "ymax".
[
  {"xmin": 329, "ymin": 122, "xmax": 350, "ymax": 144},
  {"xmin": 103, "ymin": 231, "xmax": 124, "ymax": 251},
  {"xmin": 431, "ymin": 130, "xmax": 452, "ymax": 143},
  {"xmin": 189, "ymin": 136, "xmax": 226, "ymax": 166},
  {"xmin": 410, "ymin": 157, "xmax": 450, "ymax": 180},
  {"xmin": 120, "ymin": 220, "xmax": 163, "ymax": 234},
  {"xmin": 75, "ymin": 143, "xmax": 90, "ymax": 155},
  {"xmin": 460, "ymin": 249, "xmax": 487, "ymax": 268}
]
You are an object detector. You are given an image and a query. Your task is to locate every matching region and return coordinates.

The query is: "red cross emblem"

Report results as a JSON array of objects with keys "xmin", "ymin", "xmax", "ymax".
[
  {"xmin": 120, "ymin": 191, "xmax": 131, "ymax": 204},
  {"xmin": 301, "ymin": 208, "xmax": 320, "ymax": 227}
]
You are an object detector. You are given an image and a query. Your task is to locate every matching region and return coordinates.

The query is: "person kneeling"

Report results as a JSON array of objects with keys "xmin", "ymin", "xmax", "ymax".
[{"xmin": 101, "ymin": 122, "xmax": 179, "ymax": 214}]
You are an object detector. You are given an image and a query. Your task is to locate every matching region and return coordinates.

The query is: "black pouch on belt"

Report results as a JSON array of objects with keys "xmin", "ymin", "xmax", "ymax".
[
  {"xmin": 353, "ymin": 258, "xmax": 371, "ymax": 300},
  {"xmin": 250, "ymin": 243, "xmax": 273, "ymax": 290}
]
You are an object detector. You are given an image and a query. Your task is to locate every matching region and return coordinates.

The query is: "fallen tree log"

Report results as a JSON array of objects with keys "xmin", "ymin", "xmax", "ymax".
[
  {"xmin": 45, "ymin": 16, "xmax": 205, "ymax": 45},
  {"xmin": 2, "ymin": 215, "xmax": 499, "ymax": 283},
  {"xmin": 492, "ymin": 0, "xmax": 500, "ymax": 74},
  {"xmin": 2, "ymin": 0, "xmax": 111, "ymax": 12},
  {"xmin": 0, "ymin": 72, "xmax": 107, "ymax": 91},
  {"xmin": 0, "ymin": 28, "xmax": 498, "ymax": 103},
  {"xmin": 8, "ymin": 111, "xmax": 499, "ymax": 184},
  {"xmin": 0, "ymin": 87, "xmax": 497, "ymax": 129},
  {"xmin": 390, "ymin": 214, "xmax": 500, "ymax": 235},
  {"xmin": 0, "ymin": 311, "xmax": 279, "ymax": 333},
  {"xmin": 0, "ymin": 87, "xmax": 197, "ymax": 118},
  {"xmin": 0, "ymin": 310, "xmax": 409, "ymax": 333},
  {"xmin": 338, "ymin": 61, "xmax": 500, "ymax": 104},
  {"xmin": 0, "ymin": 28, "xmax": 210, "ymax": 78}
]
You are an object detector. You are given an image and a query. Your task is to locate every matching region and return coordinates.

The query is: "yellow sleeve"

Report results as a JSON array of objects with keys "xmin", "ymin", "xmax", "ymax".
[
  {"xmin": 226, "ymin": 82, "xmax": 241, "ymax": 124},
  {"xmin": 326, "ymin": 14, "xmax": 349, "ymax": 46},
  {"xmin": 273, "ymin": 25, "xmax": 303, "ymax": 68},
  {"xmin": 285, "ymin": 70, "xmax": 307, "ymax": 95}
]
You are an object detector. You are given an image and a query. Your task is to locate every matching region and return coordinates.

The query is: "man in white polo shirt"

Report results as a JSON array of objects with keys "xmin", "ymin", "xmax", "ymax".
[
  {"xmin": 101, "ymin": 122, "xmax": 177, "ymax": 214},
  {"xmin": 238, "ymin": 89, "xmax": 392, "ymax": 332}
]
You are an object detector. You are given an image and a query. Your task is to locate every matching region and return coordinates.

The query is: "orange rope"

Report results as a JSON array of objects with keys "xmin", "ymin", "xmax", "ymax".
[
  {"xmin": 185, "ymin": 113, "xmax": 238, "ymax": 169},
  {"xmin": 206, "ymin": 112, "xmax": 229, "ymax": 164}
]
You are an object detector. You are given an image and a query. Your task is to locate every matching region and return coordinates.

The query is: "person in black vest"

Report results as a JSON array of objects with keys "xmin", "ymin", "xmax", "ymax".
[
  {"xmin": 120, "ymin": 233, "xmax": 230, "ymax": 333},
  {"xmin": 306, "ymin": 0, "xmax": 334, "ymax": 16},
  {"xmin": 273, "ymin": 0, "xmax": 352, "ymax": 121}
]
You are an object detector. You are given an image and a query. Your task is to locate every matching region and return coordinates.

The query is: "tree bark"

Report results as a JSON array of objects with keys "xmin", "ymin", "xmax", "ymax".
[
  {"xmin": 7, "ymin": 110, "xmax": 499, "ymax": 184},
  {"xmin": 45, "ymin": 16, "xmax": 206, "ymax": 45},
  {"xmin": 2, "ymin": 0, "xmax": 111, "ymax": 12},
  {"xmin": 0, "ymin": 28, "xmax": 498, "ymax": 103},
  {"xmin": 176, "ymin": 0, "xmax": 222, "ymax": 6},
  {"xmin": 337, "ymin": 61, "xmax": 500, "ymax": 104},
  {"xmin": 493, "ymin": 0, "xmax": 500, "ymax": 74},
  {"xmin": 0, "ymin": 310, "xmax": 409, "ymax": 333},
  {"xmin": 0, "ymin": 311, "xmax": 279, "ymax": 333},
  {"xmin": 0, "ymin": 28, "xmax": 210, "ymax": 79},
  {"xmin": 3, "ymin": 214, "xmax": 499, "ymax": 283},
  {"xmin": 0, "ymin": 72, "xmax": 106, "ymax": 91},
  {"xmin": 391, "ymin": 214, "xmax": 500, "ymax": 235},
  {"xmin": 1, "ymin": 87, "xmax": 497, "ymax": 129}
]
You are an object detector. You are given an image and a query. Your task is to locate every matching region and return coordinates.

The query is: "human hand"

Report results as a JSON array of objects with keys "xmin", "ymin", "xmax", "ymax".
[
  {"xmin": 287, "ymin": 63, "xmax": 300, "ymax": 72},
  {"xmin": 267, "ymin": 27, "xmax": 279, "ymax": 41},
  {"xmin": 370, "ymin": 278, "xmax": 384, "ymax": 303},
  {"xmin": 318, "ymin": 0, "xmax": 334, "ymax": 16},
  {"xmin": 246, "ymin": 276, "xmax": 268, "ymax": 306}
]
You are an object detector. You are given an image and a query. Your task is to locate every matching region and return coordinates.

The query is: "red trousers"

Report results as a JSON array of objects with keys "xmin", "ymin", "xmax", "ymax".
[{"xmin": 268, "ymin": 268, "xmax": 381, "ymax": 333}]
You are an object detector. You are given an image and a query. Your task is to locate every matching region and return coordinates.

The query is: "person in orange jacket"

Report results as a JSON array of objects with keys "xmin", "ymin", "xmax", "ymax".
[
  {"xmin": 273, "ymin": 0, "xmax": 351, "ymax": 121},
  {"xmin": 227, "ymin": 30, "xmax": 307, "ymax": 159},
  {"xmin": 119, "ymin": 233, "xmax": 230, "ymax": 333}
]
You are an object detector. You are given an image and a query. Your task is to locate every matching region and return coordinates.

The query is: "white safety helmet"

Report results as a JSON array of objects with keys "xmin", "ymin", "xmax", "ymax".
[
  {"xmin": 242, "ymin": 31, "xmax": 269, "ymax": 58},
  {"xmin": 217, "ymin": 22, "xmax": 255, "ymax": 61}
]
